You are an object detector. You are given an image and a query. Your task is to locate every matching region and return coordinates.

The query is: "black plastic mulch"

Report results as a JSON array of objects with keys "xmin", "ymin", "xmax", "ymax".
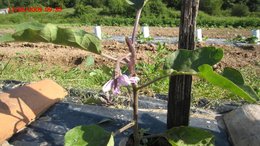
[{"xmin": 8, "ymin": 102, "xmax": 230, "ymax": 146}]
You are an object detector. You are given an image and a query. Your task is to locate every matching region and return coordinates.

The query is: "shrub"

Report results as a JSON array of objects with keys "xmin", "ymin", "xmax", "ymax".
[
  {"xmin": 82, "ymin": 0, "xmax": 106, "ymax": 8},
  {"xmin": 231, "ymin": 4, "xmax": 250, "ymax": 17},
  {"xmin": 199, "ymin": 0, "xmax": 223, "ymax": 15},
  {"xmin": 102, "ymin": 0, "xmax": 131, "ymax": 15},
  {"xmin": 250, "ymin": 12, "xmax": 260, "ymax": 17},
  {"xmin": 143, "ymin": 0, "xmax": 170, "ymax": 18},
  {"xmin": 64, "ymin": 0, "xmax": 77, "ymax": 8},
  {"xmin": 74, "ymin": 4, "xmax": 97, "ymax": 17},
  {"xmin": 247, "ymin": 0, "xmax": 260, "ymax": 12}
]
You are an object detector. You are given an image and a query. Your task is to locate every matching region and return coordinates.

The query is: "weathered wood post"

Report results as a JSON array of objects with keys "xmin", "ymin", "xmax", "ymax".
[{"xmin": 167, "ymin": 0, "xmax": 200, "ymax": 128}]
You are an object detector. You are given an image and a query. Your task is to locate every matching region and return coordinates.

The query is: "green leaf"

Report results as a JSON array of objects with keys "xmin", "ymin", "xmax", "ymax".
[
  {"xmin": 64, "ymin": 125, "xmax": 114, "ymax": 146},
  {"xmin": 222, "ymin": 67, "xmax": 245, "ymax": 85},
  {"xmin": 0, "ymin": 22, "xmax": 101, "ymax": 54},
  {"xmin": 164, "ymin": 47, "xmax": 223, "ymax": 74},
  {"xmin": 198, "ymin": 65, "xmax": 258, "ymax": 103},
  {"xmin": 0, "ymin": 34, "xmax": 15, "ymax": 43},
  {"xmin": 222, "ymin": 67, "xmax": 259, "ymax": 101},
  {"xmin": 85, "ymin": 55, "xmax": 95, "ymax": 67},
  {"xmin": 15, "ymin": 22, "xmax": 44, "ymax": 32},
  {"xmin": 164, "ymin": 126, "xmax": 214, "ymax": 146},
  {"xmin": 126, "ymin": 0, "xmax": 148, "ymax": 10},
  {"xmin": 163, "ymin": 47, "xmax": 258, "ymax": 103}
]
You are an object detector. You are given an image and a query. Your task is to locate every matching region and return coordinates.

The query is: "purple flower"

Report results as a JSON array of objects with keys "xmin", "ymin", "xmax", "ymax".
[{"xmin": 102, "ymin": 74, "xmax": 140, "ymax": 95}]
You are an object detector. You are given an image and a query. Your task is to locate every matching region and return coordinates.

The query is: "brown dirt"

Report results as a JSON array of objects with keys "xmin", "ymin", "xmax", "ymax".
[
  {"xmin": 78, "ymin": 26, "xmax": 252, "ymax": 38},
  {"xmin": 0, "ymin": 26, "xmax": 253, "ymax": 39},
  {"xmin": 0, "ymin": 27, "xmax": 259, "ymax": 71},
  {"xmin": 0, "ymin": 40, "xmax": 259, "ymax": 72}
]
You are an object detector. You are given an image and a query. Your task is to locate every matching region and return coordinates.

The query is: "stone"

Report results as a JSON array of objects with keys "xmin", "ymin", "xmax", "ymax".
[
  {"xmin": 0, "ymin": 79, "xmax": 67, "ymax": 143},
  {"xmin": 223, "ymin": 104, "xmax": 260, "ymax": 146}
]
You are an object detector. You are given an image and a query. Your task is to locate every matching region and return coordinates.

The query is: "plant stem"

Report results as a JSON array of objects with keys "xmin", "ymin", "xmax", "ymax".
[
  {"xmin": 115, "ymin": 53, "xmax": 131, "ymax": 77},
  {"xmin": 131, "ymin": 8, "xmax": 143, "ymax": 146},
  {"xmin": 0, "ymin": 59, "xmax": 11, "ymax": 75},
  {"xmin": 125, "ymin": 37, "xmax": 136, "ymax": 76},
  {"xmin": 101, "ymin": 53, "xmax": 128, "ymax": 64},
  {"xmin": 132, "ymin": 85, "xmax": 139, "ymax": 146},
  {"xmin": 114, "ymin": 121, "xmax": 135, "ymax": 136},
  {"xmin": 137, "ymin": 75, "xmax": 170, "ymax": 90},
  {"xmin": 132, "ymin": 9, "xmax": 142, "ymax": 44}
]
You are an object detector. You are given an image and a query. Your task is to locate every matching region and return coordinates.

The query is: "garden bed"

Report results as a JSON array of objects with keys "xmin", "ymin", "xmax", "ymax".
[
  {"xmin": 0, "ymin": 26, "xmax": 259, "ymax": 145},
  {"xmin": 0, "ymin": 79, "xmax": 253, "ymax": 146},
  {"xmin": 4, "ymin": 95, "xmax": 230, "ymax": 146},
  {"xmin": 0, "ymin": 38, "xmax": 259, "ymax": 100}
]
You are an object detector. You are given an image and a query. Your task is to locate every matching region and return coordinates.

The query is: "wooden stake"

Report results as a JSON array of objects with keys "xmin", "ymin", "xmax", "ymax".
[{"xmin": 167, "ymin": 0, "xmax": 200, "ymax": 128}]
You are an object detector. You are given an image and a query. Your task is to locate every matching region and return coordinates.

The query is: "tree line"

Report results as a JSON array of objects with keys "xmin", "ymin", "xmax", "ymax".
[{"xmin": 0, "ymin": 0, "xmax": 259, "ymax": 16}]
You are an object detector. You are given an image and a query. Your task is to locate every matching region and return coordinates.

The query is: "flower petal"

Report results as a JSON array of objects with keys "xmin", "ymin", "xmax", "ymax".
[
  {"xmin": 113, "ymin": 86, "xmax": 121, "ymax": 95},
  {"xmin": 117, "ymin": 75, "xmax": 131, "ymax": 86},
  {"xmin": 129, "ymin": 76, "xmax": 140, "ymax": 84},
  {"xmin": 102, "ymin": 79, "xmax": 114, "ymax": 92}
]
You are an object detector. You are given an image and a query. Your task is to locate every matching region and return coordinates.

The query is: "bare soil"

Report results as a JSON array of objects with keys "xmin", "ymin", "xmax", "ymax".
[
  {"xmin": 0, "ymin": 27, "xmax": 259, "ymax": 71},
  {"xmin": 0, "ymin": 26, "xmax": 252, "ymax": 38},
  {"xmin": 80, "ymin": 26, "xmax": 253, "ymax": 39}
]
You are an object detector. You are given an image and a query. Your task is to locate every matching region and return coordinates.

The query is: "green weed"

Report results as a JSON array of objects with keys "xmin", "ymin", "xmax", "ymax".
[
  {"xmin": 228, "ymin": 35, "xmax": 259, "ymax": 44},
  {"xmin": 136, "ymin": 31, "xmax": 154, "ymax": 44},
  {"xmin": 0, "ymin": 60, "xmax": 110, "ymax": 90}
]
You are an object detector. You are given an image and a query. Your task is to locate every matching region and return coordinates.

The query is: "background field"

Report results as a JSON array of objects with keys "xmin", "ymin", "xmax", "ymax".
[{"xmin": 0, "ymin": 0, "xmax": 260, "ymax": 28}]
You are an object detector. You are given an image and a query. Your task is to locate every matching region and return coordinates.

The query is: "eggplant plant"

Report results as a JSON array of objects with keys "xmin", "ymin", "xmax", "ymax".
[{"xmin": 0, "ymin": 0, "xmax": 259, "ymax": 145}]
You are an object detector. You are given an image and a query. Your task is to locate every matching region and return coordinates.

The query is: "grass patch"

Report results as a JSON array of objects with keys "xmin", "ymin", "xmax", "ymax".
[{"xmin": 0, "ymin": 60, "xmax": 110, "ymax": 90}]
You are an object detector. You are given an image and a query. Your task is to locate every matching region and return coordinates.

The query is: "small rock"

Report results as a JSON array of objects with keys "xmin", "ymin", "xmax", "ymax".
[
  {"xmin": 215, "ymin": 104, "xmax": 238, "ymax": 114},
  {"xmin": 197, "ymin": 98, "xmax": 209, "ymax": 107}
]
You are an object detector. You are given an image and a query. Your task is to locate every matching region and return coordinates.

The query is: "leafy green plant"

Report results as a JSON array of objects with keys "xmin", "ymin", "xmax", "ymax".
[
  {"xmin": 0, "ymin": 22, "xmax": 101, "ymax": 54},
  {"xmin": 136, "ymin": 43, "xmax": 169, "ymax": 94},
  {"xmin": 199, "ymin": 0, "xmax": 223, "ymax": 15},
  {"xmin": 229, "ymin": 35, "xmax": 259, "ymax": 44},
  {"xmin": 74, "ymin": 4, "xmax": 98, "ymax": 17},
  {"xmin": 64, "ymin": 125, "xmax": 114, "ymax": 146},
  {"xmin": 164, "ymin": 126, "xmax": 214, "ymax": 146},
  {"xmin": 245, "ymin": 36, "xmax": 259, "ymax": 44},
  {"xmin": 136, "ymin": 31, "xmax": 154, "ymax": 44},
  {"xmin": 1, "ymin": 1, "xmax": 259, "ymax": 146}
]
